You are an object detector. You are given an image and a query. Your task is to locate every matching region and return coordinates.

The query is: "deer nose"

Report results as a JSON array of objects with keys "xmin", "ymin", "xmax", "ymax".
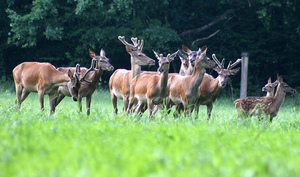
[
  {"xmin": 149, "ymin": 59, "xmax": 155, "ymax": 65},
  {"xmin": 109, "ymin": 66, "xmax": 114, "ymax": 71},
  {"xmin": 220, "ymin": 81, "xmax": 226, "ymax": 87},
  {"xmin": 72, "ymin": 96, "xmax": 78, "ymax": 102}
]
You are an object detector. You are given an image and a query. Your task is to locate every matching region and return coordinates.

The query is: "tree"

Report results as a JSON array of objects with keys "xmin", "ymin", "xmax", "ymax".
[{"xmin": 2, "ymin": 0, "xmax": 300, "ymax": 94}]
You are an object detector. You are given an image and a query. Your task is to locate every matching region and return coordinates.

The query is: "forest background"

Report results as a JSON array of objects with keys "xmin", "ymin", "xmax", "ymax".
[{"xmin": 0, "ymin": 0, "xmax": 299, "ymax": 95}]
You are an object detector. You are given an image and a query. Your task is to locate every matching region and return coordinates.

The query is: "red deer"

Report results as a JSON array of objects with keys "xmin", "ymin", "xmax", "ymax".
[
  {"xmin": 13, "ymin": 62, "xmax": 82, "ymax": 115},
  {"xmin": 167, "ymin": 46, "xmax": 217, "ymax": 115},
  {"xmin": 262, "ymin": 77, "xmax": 278, "ymax": 97},
  {"xmin": 234, "ymin": 76, "xmax": 295, "ymax": 122},
  {"xmin": 182, "ymin": 45, "xmax": 197, "ymax": 75},
  {"xmin": 55, "ymin": 49, "xmax": 114, "ymax": 115},
  {"xmin": 128, "ymin": 49, "xmax": 188, "ymax": 114},
  {"xmin": 127, "ymin": 50, "xmax": 178, "ymax": 117},
  {"xmin": 194, "ymin": 54, "xmax": 241, "ymax": 119},
  {"xmin": 177, "ymin": 50, "xmax": 190, "ymax": 75},
  {"xmin": 109, "ymin": 36, "xmax": 155, "ymax": 114}
]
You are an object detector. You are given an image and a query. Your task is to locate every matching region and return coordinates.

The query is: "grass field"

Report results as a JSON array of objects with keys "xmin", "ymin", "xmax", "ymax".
[{"xmin": 0, "ymin": 85, "xmax": 300, "ymax": 177}]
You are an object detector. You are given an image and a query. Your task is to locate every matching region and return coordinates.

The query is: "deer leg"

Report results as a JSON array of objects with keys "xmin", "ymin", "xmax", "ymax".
[
  {"xmin": 207, "ymin": 104, "xmax": 213, "ymax": 120},
  {"xmin": 133, "ymin": 101, "xmax": 143, "ymax": 115},
  {"xmin": 86, "ymin": 95, "xmax": 92, "ymax": 116},
  {"xmin": 19, "ymin": 89, "xmax": 30, "ymax": 106},
  {"xmin": 269, "ymin": 115, "xmax": 274, "ymax": 123},
  {"xmin": 123, "ymin": 95, "xmax": 129, "ymax": 113},
  {"xmin": 15, "ymin": 84, "xmax": 22, "ymax": 106},
  {"xmin": 77, "ymin": 95, "xmax": 83, "ymax": 113},
  {"xmin": 132, "ymin": 101, "xmax": 142, "ymax": 113},
  {"xmin": 147, "ymin": 99, "xmax": 154, "ymax": 118},
  {"xmin": 111, "ymin": 93, "xmax": 118, "ymax": 114},
  {"xmin": 127, "ymin": 96, "xmax": 135, "ymax": 114},
  {"xmin": 193, "ymin": 103, "xmax": 200, "ymax": 119},
  {"xmin": 48, "ymin": 94, "xmax": 56, "ymax": 116},
  {"xmin": 183, "ymin": 100, "xmax": 188, "ymax": 117},
  {"xmin": 38, "ymin": 90, "xmax": 45, "ymax": 110},
  {"xmin": 55, "ymin": 93, "xmax": 65, "ymax": 107},
  {"xmin": 188, "ymin": 104, "xmax": 194, "ymax": 114},
  {"xmin": 140, "ymin": 103, "xmax": 148, "ymax": 113}
]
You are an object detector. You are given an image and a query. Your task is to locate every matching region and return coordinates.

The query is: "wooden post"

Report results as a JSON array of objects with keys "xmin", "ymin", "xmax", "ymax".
[{"xmin": 240, "ymin": 52, "xmax": 249, "ymax": 99}]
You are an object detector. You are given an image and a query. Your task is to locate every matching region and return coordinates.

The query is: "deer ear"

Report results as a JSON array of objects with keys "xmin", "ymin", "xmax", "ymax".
[
  {"xmin": 182, "ymin": 45, "xmax": 191, "ymax": 53},
  {"xmin": 229, "ymin": 67, "xmax": 240, "ymax": 75},
  {"xmin": 153, "ymin": 50, "xmax": 160, "ymax": 59},
  {"xmin": 272, "ymin": 80, "xmax": 279, "ymax": 86},
  {"xmin": 100, "ymin": 49, "xmax": 105, "ymax": 57},
  {"xmin": 125, "ymin": 45, "xmax": 132, "ymax": 53},
  {"xmin": 178, "ymin": 50, "xmax": 187, "ymax": 61},
  {"xmin": 201, "ymin": 46, "xmax": 207, "ymax": 54},
  {"xmin": 67, "ymin": 69, "xmax": 73, "ymax": 78},
  {"xmin": 278, "ymin": 76, "xmax": 283, "ymax": 83},
  {"xmin": 213, "ymin": 67, "xmax": 221, "ymax": 73},
  {"xmin": 89, "ymin": 49, "xmax": 96, "ymax": 58},
  {"xmin": 268, "ymin": 77, "xmax": 272, "ymax": 83},
  {"xmin": 169, "ymin": 51, "xmax": 178, "ymax": 61}
]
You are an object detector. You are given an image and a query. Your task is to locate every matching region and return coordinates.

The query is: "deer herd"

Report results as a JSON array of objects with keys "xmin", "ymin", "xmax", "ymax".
[{"xmin": 12, "ymin": 36, "xmax": 296, "ymax": 122}]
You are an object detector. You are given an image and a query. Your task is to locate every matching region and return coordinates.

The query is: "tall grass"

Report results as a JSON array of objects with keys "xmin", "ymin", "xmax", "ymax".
[{"xmin": 0, "ymin": 86, "xmax": 299, "ymax": 177}]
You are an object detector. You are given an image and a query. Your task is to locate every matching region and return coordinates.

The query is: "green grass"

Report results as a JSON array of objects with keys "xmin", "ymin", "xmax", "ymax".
[{"xmin": 0, "ymin": 87, "xmax": 300, "ymax": 177}]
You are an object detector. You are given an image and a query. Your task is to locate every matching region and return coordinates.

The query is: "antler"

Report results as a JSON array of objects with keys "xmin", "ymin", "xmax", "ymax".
[
  {"xmin": 227, "ymin": 58, "xmax": 241, "ymax": 70},
  {"xmin": 178, "ymin": 49, "xmax": 188, "ymax": 60},
  {"xmin": 118, "ymin": 36, "xmax": 136, "ymax": 49},
  {"xmin": 131, "ymin": 37, "xmax": 144, "ymax": 50},
  {"xmin": 212, "ymin": 54, "xmax": 223, "ymax": 69},
  {"xmin": 73, "ymin": 64, "xmax": 82, "ymax": 83},
  {"xmin": 80, "ymin": 59, "xmax": 98, "ymax": 83},
  {"xmin": 118, "ymin": 36, "xmax": 143, "ymax": 50}
]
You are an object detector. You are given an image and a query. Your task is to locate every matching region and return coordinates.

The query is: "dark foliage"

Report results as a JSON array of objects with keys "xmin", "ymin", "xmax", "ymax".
[{"xmin": 1, "ymin": 0, "xmax": 299, "ymax": 94}]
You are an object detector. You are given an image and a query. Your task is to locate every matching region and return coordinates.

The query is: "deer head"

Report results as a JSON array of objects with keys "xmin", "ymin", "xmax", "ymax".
[
  {"xmin": 277, "ymin": 76, "xmax": 296, "ymax": 94},
  {"xmin": 262, "ymin": 77, "xmax": 278, "ymax": 96},
  {"xmin": 196, "ymin": 46, "xmax": 216, "ymax": 69},
  {"xmin": 89, "ymin": 49, "xmax": 114, "ymax": 71},
  {"xmin": 182, "ymin": 44, "xmax": 197, "ymax": 65},
  {"xmin": 212, "ymin": 54, "xmax": 241, "ymax": 87},
  {"xmin": 177, "ymin": 50, "xmax": 189, "ymax": 75},
  {"xmin": 118, "ymin": 36, "xmax": 155, "ymax": 66},
  {"xmin": 66, "ymin": 64, "xmax": 82, "ymax": 101},
  {"xmin": 153, "ymin": 50, "xmax": 178, "ymax": 73}
]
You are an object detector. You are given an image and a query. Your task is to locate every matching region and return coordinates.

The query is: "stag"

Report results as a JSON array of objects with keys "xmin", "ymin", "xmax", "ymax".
[
  {"xmin": 55, "ymin": 49, "xmax": 114, "ymax": 115},
  {"xmin": 234, "ymin": 76, "xmax": 295, "ymax": 122},
  {"xmin": 262, "ymin": 77, "xmax": 278, "ymax": 97},
  {"xmin": 167, "ymin": 46, "xmax": 217, "ymax": 115},
  {"xmin": 127, "ymin": 50, "xmax": 178, "ymax": 117},
  {"xmin": 13, "ymin": 62, "xmax": 82, "ymax": 115},
  {"xmin": 109, "ymin": 36, "xmax": 155, "ymax": 114},
  {"xmin": 194, "ymin": 54, "xmax": 241, "ymax": 119}
]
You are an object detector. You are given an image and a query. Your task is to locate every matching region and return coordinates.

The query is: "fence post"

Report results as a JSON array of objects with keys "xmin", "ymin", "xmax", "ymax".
[{"xmin": 240, "ymin": 52, "xmax": 249, "ymax": 99}]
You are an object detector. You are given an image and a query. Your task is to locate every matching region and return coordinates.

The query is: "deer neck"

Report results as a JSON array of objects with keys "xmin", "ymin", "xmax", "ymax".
[
  {"xmin": 189, "ymin": 63, "xmax": 206, "ymax": 94},
  {"xmin": 186, "ymin": 65, "xmax": 195, "ymax": 75},
  {"xmin": 210, "ymin": 76, "xmax": 222, "ymax": 94},
  {"xmin": 159, "ymin": 71, "xmax": 169, "ymax": 93},
  {"xmin": 271, "ymin": 85, "xmax": 286, "ymax": 112},
  {"xmin": 130, "ymin": 57, "xmax": 141, "ymax": 80},
  {"xmin": 268, "ymin": 89, "xmax": 275, "ymax": 97},
  {"xmin": 53, "ymin": 71, "xmax": 71, "ymax": 87},
  {"xmin": 92, "ymin": 67, "xmax": 104, "ymax": 83}
]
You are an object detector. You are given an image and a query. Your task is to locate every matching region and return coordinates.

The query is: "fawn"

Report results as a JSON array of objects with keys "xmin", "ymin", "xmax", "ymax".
[
  {"xmin": 262, "ymin": 77, "xmax": 278, "ymax": 97},
  {"xmin": 234, "ymin": 76, "xmax": 295, "ymax": 122}
]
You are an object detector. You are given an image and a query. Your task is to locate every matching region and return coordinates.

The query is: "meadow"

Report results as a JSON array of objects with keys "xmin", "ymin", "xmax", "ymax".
[{"xmin": 0, "ymin": 83, "xmax": 300, "ymax": 177}]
